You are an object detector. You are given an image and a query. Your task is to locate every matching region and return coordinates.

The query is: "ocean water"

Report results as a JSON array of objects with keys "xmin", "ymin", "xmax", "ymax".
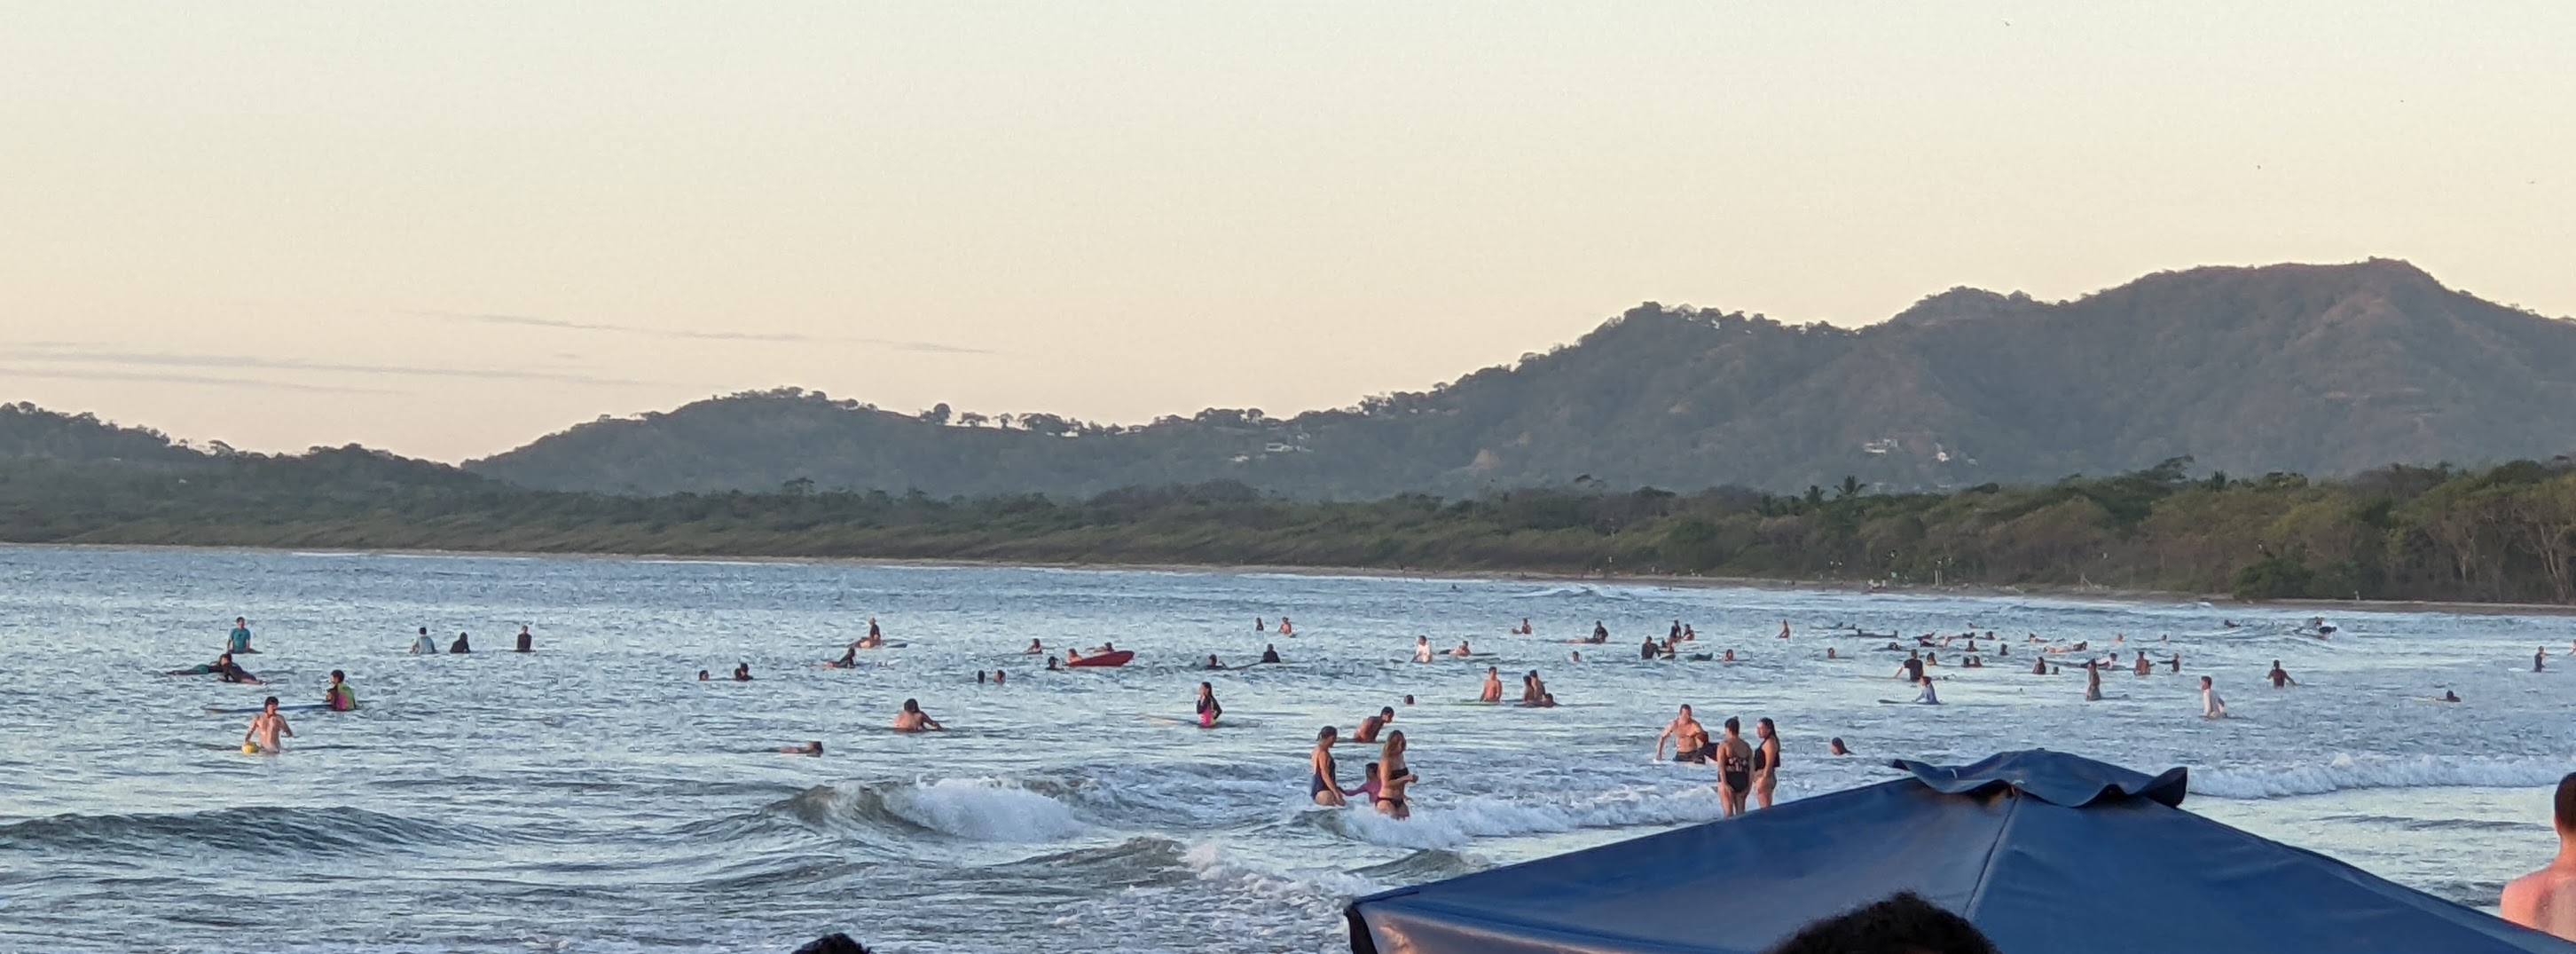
[{"xmin": 1, "ymin": 546, "xmax": 2571, "ymax": 953}]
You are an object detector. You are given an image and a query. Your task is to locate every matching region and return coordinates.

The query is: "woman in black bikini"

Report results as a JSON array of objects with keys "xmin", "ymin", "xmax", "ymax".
[
  {"xmin": 1375, "ymin": 730, "xmax": 1418, "ymax": 820},
  {"xmin": 1308, "ymin": 726, "xmax": 1346, "ymax": 807}
]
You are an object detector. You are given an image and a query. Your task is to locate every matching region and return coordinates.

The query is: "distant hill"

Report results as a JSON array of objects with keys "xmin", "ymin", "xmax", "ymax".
[{"xmin": 458, "ymin": 260, "xmax": 2576, "ymax": 498}]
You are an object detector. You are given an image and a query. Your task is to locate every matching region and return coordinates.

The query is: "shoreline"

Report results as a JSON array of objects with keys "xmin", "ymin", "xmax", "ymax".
[{"xmin": 12, "ymin": 539, "xmax": 2574, "ymax": 619}]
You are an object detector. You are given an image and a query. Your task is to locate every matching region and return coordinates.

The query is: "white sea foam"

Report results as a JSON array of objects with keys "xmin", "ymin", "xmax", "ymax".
[
  {"xmin": 883, "ymin": 778, "xmax": 1092, "ymax": 842},
  {"xmin": 2192, "ymin": 753, "xmax": 2576, "ymax": 800},
  {"xmin": 1331, "ymin": 785, "xmax": 1726, "ymax": 850}
]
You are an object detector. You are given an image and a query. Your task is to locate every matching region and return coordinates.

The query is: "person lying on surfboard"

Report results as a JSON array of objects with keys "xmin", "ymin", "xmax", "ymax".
[
  {"xmin": 1448, "ymin": 641, "xmax": 1473, "ymax": 658},
  {"xmin": 778, "ymin": 741, "xmax": 822, "ymax": 756},
  {"xmin": 893, "ymin": 698, "xmax": 944, "ymax": 732},
  {"xmin": 829, "ymin": 644, "xmax": 860, "ymax": 668}
]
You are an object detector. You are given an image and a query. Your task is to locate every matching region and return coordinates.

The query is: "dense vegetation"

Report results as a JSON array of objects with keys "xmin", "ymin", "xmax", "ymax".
[
  {"xmin": 6, "ymin": 425, "xmax": 2574, "ymax": 604},
  {"xmin": 469, "ymin": 259, "xmax": 2576, "ymax": 498}
]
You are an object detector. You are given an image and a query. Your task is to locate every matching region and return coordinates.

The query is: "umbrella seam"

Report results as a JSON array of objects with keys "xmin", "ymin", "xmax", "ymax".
[{"xmin": 1959, "ymin": 788, "xmax": 2016, "ymax": 919}]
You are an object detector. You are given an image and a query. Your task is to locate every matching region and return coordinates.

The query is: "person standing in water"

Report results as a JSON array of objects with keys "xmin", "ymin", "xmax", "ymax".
[
  {"xmin": 1480, "ymin": 666, "xmax": 1503, "ymax": 703},
  {"xmin": 2267, "ymin": 660, "xmax": 2296, "ymax": 688},
  {"xmin": 1355, "ymin": 706, "xmax": 1394, "ymax": 743},
  {"xmin": 2083, "ymin": 660, "xmax": 2103, "ymax": 701},
  {"xmin": 1277, "ymin": 617, "xmax": 1293, "ymax": 636},
  {"xmin": 1714, "ymin": 718, "xmax": 1754, "ymax": 817},
  {"xmin": 2540, "ymin": 647, "xmax": 2549, "ymax": 673},
  {"xmin": 893, "ymin": 698, "xmax": 944, "ymax": 732},
  {"xmin": 1025, "ymin": 638, "xmax": 1046, "ymax": 655},
  {"xmin": 732, "ymin": 662, "xmax": 752, "ymax": 682},
  {"xmin": 1195, "ymin": 682, "xmax": 1223, "ymax": 728},
  {"xmin": 2501, "ymin": 773, "xmax": 2576, "ymax": 942},
  {"xmin": 242, "ymin": 697, "xmax": 293, "ymax": 753},
  {"xmin": 1413, "ymin": 636, "xmax": 1433, "ymax": 663},
  {"xmin": 1308, "ymin": 726, "xmax": 1347, "ymax": 807},
  {"xmin": 1778, "ymin": 620, "xmax": 1791, "ymax": 640},
  {"xmin": 410, "ymin": 627, "xmax": 437, "ymax": 655},
  {"xmin": 1754, "ymin": 717, "xmax": 1783, "ymax": 809},
  {"xmin": 2200, "ymin": 676, "xmax": 2229, "ymax": 718},
  {"xmin": 449, "ymin": 632, "xmax": 472, "ymax": 654},
  {"xmin": 325, "ymin": 671, "xmax": 357, "ymax": 712},
  {"xmin": 1261, "ymin": 644, "xmax": 1281, "ymax": 664},
  {"xmin": 1654, "ymin": 705, "xmax": 1709, "ymax": 762},
  {"xmin": 1374, "ymin": 731, "xmax": 1418, "ymax": 820},
  {"xmin": 514, "ymin": 626, "xmax": 534, "ymax": 653},
  {"xmin": 228, "ymin": 617, "xmax": 256, "ymax": 654}
]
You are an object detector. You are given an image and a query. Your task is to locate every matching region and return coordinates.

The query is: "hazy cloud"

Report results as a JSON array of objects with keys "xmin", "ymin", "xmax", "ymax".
[
  {"xmin": 401, "ymin": 309, "xmax": 992, "ymax": 354},
  {"xmin": 0, "ymin": 366, "xmax": 406, "ymax": 396},
  {"xmin": 0, "ymin": 344, "xmax": 665, "ymax": 388}
]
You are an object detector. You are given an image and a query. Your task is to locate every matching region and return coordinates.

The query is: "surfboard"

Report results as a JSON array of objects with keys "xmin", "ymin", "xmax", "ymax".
[
  {"xmin": 204, "ymin": 703, "xmax": 334, "ymax": 714},
  {"xmin": 1068, "ymin": 650, "xmax": 1135, "ymax": 668}
]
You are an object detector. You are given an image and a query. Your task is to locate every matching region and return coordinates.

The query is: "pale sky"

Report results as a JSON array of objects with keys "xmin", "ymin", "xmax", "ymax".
[{"xmin": 4, "ymin": 4, "xmax": 2572, "ymax": 461}]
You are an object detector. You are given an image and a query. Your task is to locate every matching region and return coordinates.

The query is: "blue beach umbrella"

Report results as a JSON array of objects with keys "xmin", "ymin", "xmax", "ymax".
[{"xmin": 1346, "ymin": 750, "xmax": 2576, "ymax": 954}]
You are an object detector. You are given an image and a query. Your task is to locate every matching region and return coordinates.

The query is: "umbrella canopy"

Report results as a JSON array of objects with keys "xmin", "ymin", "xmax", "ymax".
[{"xmin": 1346, "ymin": 750, "xmax": 2574, "ymax": 954}]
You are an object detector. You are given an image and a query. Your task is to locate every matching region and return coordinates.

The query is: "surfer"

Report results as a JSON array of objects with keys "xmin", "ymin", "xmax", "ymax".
[
  {"xmin": 993, "ymin": 670, "xmax": 1004, "ymax": 685},
  {"xmin": 216, "ymin": 653, "xmax": 263, "ymax": 684},
  {"xmin": 1195, "ymin": 682, "xmax": 1223, "ymax": 728},
  {"xmin": 2443, "ymin": 690, "xmax": 2461, "ymax": 702},
  {"xmin": 1413, "ymin": 636, "xmax": 1433, "ymax": 663},
  {"xmin": 1896, "ymin": 650, "xmax": 1925, "ymax": 685},
  {"xmin": 1257, "ymin": 618, "xmax": 1267, "ymax": 633},
  {"xmin": 830, "ymin": 644, "xmax": 859, "ymax": 668},
  {"xmin": 410, "ymin": 627, "xmax": 436, "ymax": 655},
  {"xmin": 1683, "ymin": 624, "xmax": 1697, "ymax": 642},
  {"xmin": 1374, "ymin": 731, "xmax": 1417, "ymax": 820},
  {"xmin": 779, "ymin": 741, "xmax": 823, "ymax": 756},
  {"xmin": 867, "ymin": 619, "xmax": 883, "ymax": 642},
  {"xmin": 1355, "ymin": 706, "xmax": 1394, "ymax": 743},
  {"xmin": 2169, "ymin": 652, "xmax": 2182, "ymax": 674},
  {"xmin": 1203, "ymin": 654, "xmax": 1226, "ymax": 671},
  {"xmin": 1447, "ymin": 641, "xmax": 1473, "ymax": 658},
  {"xmin": 1754, "ymin": 717, "xmax": 1782, "ymax": 808},
  {"xmin": 2200, "ymin": 676, "xmax": 2228, "ymax": 718},
  {"xmin": 1641, "ymin": 636, "xmax": 1660, "ymax": 660},
  {"xmin": 1480, "ymin": 666, "xmax": 1504, "ymax": 703},
  {"xmin": 449, "ymin": 631, "xmax": 471, "ymax": 654},
  {"xmin": 514, "ymin": 626, "xmax": 533, "ymax": 652},
  {"xmin": 1515, "ymin": 618, "xmax": 1532, "ymax": 635},
  {"xmin": 1714, "ymin": 718, "xmax": 1753, "ymax": 817},
  {"xmin": 2083, "ymin": 660, "xmax": 2103, "ymax": 701},
  {"xmin": 1261, "ymin": 644, "xmax": 1282, "ymax": 664},
  {"xmin": 325, "ymin": 670, "xmax": 357, "ymax": 711},
  {"xmin": 732, "ymin": 662, "xmax": 752, "ymax": 682},
  {"xmin": 1309, "ymin": 726, "xmax": 1347, "ymax": 807},
  {"xmin": 1914, "ymin": 677, "xmax": 1941, "ymax": 705},
  {"xmin": 892, "ymin": 698, "xmax": 944, "ymax": 732},
  {"xmin": 1654, "ymin": 704, "xmax": 1710, "ymax": 762},
  {"xmin": 242, "ymin": 697, "xmax": 293, "ymax": 754},
  {"xmin": 854, "ymin": 631, "xmax": 884, "ymax": 650},
  {"xmin": 2030, "ymin": 658, "xmax": 2047, "ymax": 675},
  {"xmin": 1589, "ymin": 620, "xmax": 1609, "ymax": 644},
  {"xmin": 228, "ymin": 617, "xmax": 255, "ymax": 654},
  {"xmin": 1669, "ymin": 620, "xmax": 1682, "ymax": 641},
  {"xmin": 1025, "ymin": 639, "xmax": 1045, "ymax": 655},
  {"xmin": 2267, "ymin": 660, "xmax": 2297, "ymax": 688},
  {"xmin": 2500, "ymin": 773, "xmax": 2576, "ymax": 942}
]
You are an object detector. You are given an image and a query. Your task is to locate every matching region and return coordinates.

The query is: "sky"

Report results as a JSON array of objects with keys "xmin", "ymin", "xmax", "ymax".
[{"xmin": 4, "ymin": 4, "xmax": 2572, "ymax": 461}]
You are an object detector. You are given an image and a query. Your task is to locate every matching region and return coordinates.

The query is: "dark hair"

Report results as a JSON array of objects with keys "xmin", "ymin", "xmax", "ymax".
[
  {"xmin": 1724, "ymin": 717, "xmax": 1741, "ymax": 733},
  {"xmin": 1763, "ymin": 891, "xmax": 1998, "ymax": 954},
  {"xmin": 1758, "ymin": 717, "xmax": 1775, "ymax": 734},
  {"xmin": 330, "ymin": 670, "xmax": 345, "ymax": 681},
  {"xmin": 902, "ymin": 698, "xmax": 920, "ymax": 712},
  {"xmin": 2557, "ymin": 773, "xmax": 2576, "ymax": 831},
  {"xmin": 263, "ymin": 696, "xmax": 279, "ymax": 706},
  {"xmin": 1380, "ymin": 706, "xmax": 1395, "ymax": 716},
  {"xmin": 1317, "ymin": 725, "xmax": 1337, "ymax": 741}
]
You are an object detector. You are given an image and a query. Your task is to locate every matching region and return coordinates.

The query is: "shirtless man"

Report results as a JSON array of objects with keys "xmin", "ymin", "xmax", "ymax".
[
  {"xmin": 242, "ymin": 697, "xmax": 293, "ymax": 754},
  {"xmin": 1713, "ymin": 718, "xmax": 1754, "ymax": 817},
  {"xmin": 1654, "ymin": 704, "xmax": 1709, "ymax": 762},
  {"xmin": 2200, "ymin": 675, "xmax": 2228, "ymax": 719},
  {"xmin": 2133, "ymin": 651, "xmax": 2152, "ymax": 676},
  {"xmin": 1448, "ymin": 641, "xmax": 1473, "ymax": 658},
  {"xmin": 1480, "ymin": 666, "xmax": 1504, "ymax": 703},
  {"xmin": 1520, "ymin": 671, "xmax": 1549, "ymax": 705},
  {"xmin": 1355, "ymin": 706, "xmax": 1394, "ymax": 744},
  {"xmin": 893, "ymin": 698, "xmax": 944, "ymax": 732},
  {"xmin": 2501, "ymin": 773, "xmax": 2576, "ymax": 941},
  {"xmin": 1753, "ymin": 718, "xmax": 1783, "ymax": 808},
  {"xmin": 2267, "ymin": 660, "xmax": 2296, "ymax": 688}
]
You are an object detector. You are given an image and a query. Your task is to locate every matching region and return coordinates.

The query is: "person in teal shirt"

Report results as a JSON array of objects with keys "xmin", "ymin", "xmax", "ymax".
[{"xmin": 228, "ymin": 617, "xmax": 255, "ymax": 653}]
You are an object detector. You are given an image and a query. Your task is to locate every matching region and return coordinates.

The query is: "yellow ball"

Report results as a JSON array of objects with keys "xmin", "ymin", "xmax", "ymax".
[{"xmin": 241, "ymin": 743, "xmax": 259, "ymax": 754}]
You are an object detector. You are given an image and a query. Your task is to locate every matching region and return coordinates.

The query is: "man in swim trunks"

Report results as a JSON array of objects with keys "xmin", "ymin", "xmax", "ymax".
[
  {"xmin": 2267, "ymin": 660, "xmax": 2296, "ymax": 688},
  {"xmin": 1355, "ymin": 706, "xmax": 1394, "ymax": 743},
  {"xmin": 1261, "ymin": 644, "xmax": 1281, "ymax": 664},
  {"xmin": 2200, "ymin": 676, "xmax": 2227, "ymax": 718},
  {"xmin": 229, "ymin": 617, "xmax": 255, "ymax": 653},
  {"xmin": 1309, "ymin": 726, "xmax": 1347, "ymax": 807},
  {"xmin": 325, "ymin": 670, "xmax": 357, "ymax": 711},
  {"xmin": 1480, "ymin": 666, "xmax": 1503, "ymax": 703},
  {"xmin": 243, "ymin": 697, "xmax": 293, "ymax": 753},
  {"xmin": 1655, "ymin": 704, "xmax": 1710, "ymax": 762},
  {"xmin": 1714, "ymin": 718, "xmax": 1753, "ymax": 817},
  {"xmin": 893, "ymin": 698, "xmax": 943, "ymax": 732},
  {"xmin": 2501, "ymin": 773, "xmax": 2576, "ymax": 941},
  {"xmin": 1754, "ymin": 717, "xmax": 1782, "ymax": 808}
]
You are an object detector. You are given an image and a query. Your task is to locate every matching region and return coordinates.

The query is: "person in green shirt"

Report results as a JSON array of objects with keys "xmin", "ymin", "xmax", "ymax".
[{"xmin": 326, "ymin": 670, "xmax": 358, "ymax": 711}]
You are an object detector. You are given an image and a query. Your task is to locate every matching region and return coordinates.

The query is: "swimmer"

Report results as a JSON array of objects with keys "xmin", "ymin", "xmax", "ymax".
[
  {"xmin": 241, "ymin": 697, "xmax": 293, "ymax": 754},
  {"xmin": 2030, "ymin": 658, "xmax": 2046, "ymax": 675},
  {"xmin": 1480, "ymin": 666, "xmax": 1504, "ymax": 703},
  {"xmin": 1374, "ymin": 731, "xmax": 1418, "ymax": 820},
  {"xmin": 779, "ymin": 741, "xmax": 823, "ymax": 756},
  {"xmin": 1355, "ymin": 706, "xmax": 1394, "ymax": 743},
  {"xmin": 1514, "ymin": 618, "xmax": 1532, "ymax": 635},
  {"xmin": 1828, "ymin": 737, "xmax": 1851, "ymax": 756},
  {"xmin": 892, "ymin": 698, "xmax": 944, "ymax": 732},
  {"xmin": 2541, "ymin": 647, "xmax": 2549, "ymax": 673},
  {"xmin": 1353, "ymin": 762, "xmax": 1383, "ymax": 803},
  {"xmin": 993, "ymin": 670, "xmax": 1005, "ymax": 685},
  {"xmin": 1520, "ymin": 670, "xmax": 1548, "ymax": 705},
  {"xmin": 1448, "ymin": 640, "xmax": 1473, "ymax": 658},
  {"xmin": 1642, "ymin": 636, "xmax": 1660, "ymax": 660},
  {"xmin": 1045, "ymin": 657, "xmax": 1060, "ymax": 671},
  {"xmin": 449, "ymin": 631, "xmax": 471, "ymax": 654},
  {"xmin": 1714, "ymin": 718, "xmax": 1753, "ymax": 816},
  {"xmin": 1722, "ymin": 649, "xmax": 1737, "ymax": 663},
  {"xmin": 1655, "ymin": 704, "xmax": 1710, "ymax": 763},
  {"xmin": 1261, "ymin": 644, "xmax": 1282, "ymax": 664},
  {"xmin": 325, "ymin": 670, "xmax": 357, "ymax": 712},
  {"xmin": 1256, "ymin": 618, "xmax": 1267, "ymax": 632},
  {"xmin": 1309, "ymin": 726, "xmax": 1347, "ymax": 807},
  {"xmin": 2442, "ymin": 690, "xmax": 2461, "ymax": 703},
  {"xmin": 1402, "ymin": 694, "xmax": 1415, "ymax": 706},
  {"xmin": 977, "ymin": 670, "xmax": 987, "ymax": 684},
  {"xmin": 2083, "ymin": 661, "xmax": 2102, "ymax": 701},
  {"xmin": 2200, "ymin": 676, "xmax": 2228, "ymax": 719},
  {"xmin": 1195, "ymin": 682, "xmax": 1223, "ymax": 728},
  {"xmin": 1025, "ymin": 638, "xmax": 1045, "ymax": 655},
  {"xmin": 2134, "ymin": 651, "xmax": 2152, "ymax": 676},
  {"xmin": 1413, "ymin": 636, "xmax": 1433, "ymax": 663},
  {"xmin": 697, "ymin": 670, "xmax": 711, "ymax": 681},
  {"xmin": 514, "ymin": 626, "xmax": 533, "ymax": 653},
  {"xmin": 2501, "ymin": 773, "xmax": 2576, "ymax": 942},
  {"xmin": 1277, "ymin": 617, "xmax": 1293, "ymax": 636},
  {"xmin": 1753, "ymin": 718, "xmax": 1782, "ymax": 808},
  {"xmin": 2267, "ymin": 660, "xmax": 2296, "ymax": 688},
  {"xmin": 733, "ymin": 662, "xmax": 752, "ymax": 682},
  {"xmin": 2169, "ymin": 652, "xmax": 2182, "ymax": 674},
  {"xmin": 1205, "ymin": 654, "xmax": 1226, "ymax": 670},
  {"xmin": 409, "ymin": 627, "xmax": 436, "ymax": 655},
  {"xmin": 1826, "ymin": 647, "xmax": 1839, "ymax": 659},
  {"xmin": 1570, "ymin": 650, "xmax": 1583, "ymax": 663}
]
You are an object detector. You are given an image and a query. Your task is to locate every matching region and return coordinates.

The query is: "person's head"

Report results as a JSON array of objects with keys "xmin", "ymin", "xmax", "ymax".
[
  {"xmin": 2554, "ymin": 772, "xmax": 2576, "ymax": 837},
  {"xmin": 1198, "ymin": 682, "xmax": 1213, "ymax": 695},
  {"xmin": 1762, "ymin": 891, "xmax": 1999, "ymax": 954},
  {"xmin": 329, "ymin": 669, "xmax": 345, "ymax": 683},
  {"xmin": 217, "ymin": 652, "xmax": 233, "ymax": 664},
  {"xmin": 697, "ymin": 670, "xmax": 710, "ymax": 680},
  {"xmin": 419, "ymin": 627, "xmax": 428, "ymax": 635},
  {"xmin": 2200, "ymin": 675, "xmax": 2213, "ymax": 689},
  {"xmin": 1418, "ymin": 635, "xmax": 1427, "ymax": 643},
  {"xmin": 1488, "ymin": 666, "xmax": 1498, "ymax": 675},
  {"xmin": 902, "ymin": 698, "xmax": 921, "ymax": 713},
  {"xmin": 262, "ymin": 696, "xmax": 279, "ymax": 711},
  {"xmin": 1677, "ymin": 704, "xmax": 1693, "ymax": 718},
  {"xmin": 808, "ymin": 741, "xmax": 824, "ymax": 754},
  {"xmin": 1382, "ymin": 729, "xmax": 1406, "ymax": 758},
  {"xmin": 521, "ymin": 625, "xmax": 530, "ymax": 633},
  {"xmin": 1403, "ymin": 695, "xmax": 1415, "ymax": 706},
  {"xmin": 1380, "ymin": 706, "xmax": 1396, "ymax": 720},
  {"xmin": 1316, "ymin": 725, "xmax": 1338, "ymax": 745},
  {"xmin": 1724, "ymin": 716, "xmax": 1741, "ymax": 736},
  {"xmin": 2271, "ymin": 659, "xmax": 2281, "ymax": 668},
  {"xmin": 1758, "ymin": 717, "xmax": 1775, "ymax": 739},
  {"xmin": 1363, "ymin": 761, "xmax": 1380, "ymax": 782},
  {"xmin": 236, "ymin": 617, "xmax": 247, "ymax": 626},
  {"xmin": 1829, "ymin": 737, "xmax": 1850, "ymax": 755}
]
